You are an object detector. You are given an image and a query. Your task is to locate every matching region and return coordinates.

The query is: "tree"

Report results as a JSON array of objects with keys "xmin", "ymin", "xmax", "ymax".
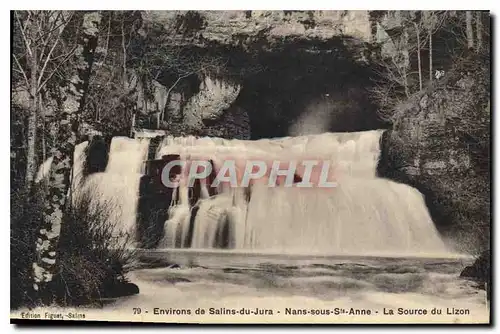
[
  {"xmin": 80, "ymin": 11, "xmax": 226, "ymax": 135},
  {"xmin": 32, "ymin": 11, "xmax": 101, "ymax": 303},
  {"xmin": 370, "ymin": 12, "xmax": 417, "ymax": 119},
  {"xmin": 476, "ymin": 12, "xmax": 483, "ymax": 53},
  {"xmin": 128, "ymin": 13, "xmax": 228, "ymax": 130},
  {"xmin": 12, "ymin": 11, "xmax": 75, "ymax": 188},
  {"xmin": 81, "ymin": 11, "xmax": 142, "ymax": 136},
  {"xmin": 370, "ymin": 11, "xmax": 449, "ymax": 119},
  {"xmin": 422, "ymin": 11, "xmax": 447, "ymax": 84},
  {"xmin": 413, "ymin": 20, "xmax": 423, "ymax": 91},
  {"xmin": 429, "ymin": 21, "xmax": 433, "ymax": 84},
  {"xmin": 466, "ymin": 11, "xmax": 474, "ymax": 50}
]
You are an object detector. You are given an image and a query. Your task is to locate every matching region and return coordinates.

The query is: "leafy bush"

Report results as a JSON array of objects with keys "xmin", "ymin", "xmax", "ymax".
[
  {"xmin": 10, "ymin": 186, "xmax": 45, "ymax": 309},
  {"xmin": 11, "ymin": 183, "xmax": 138, "ymax": 309},
  {"xmin": 54, "ymin": 186, "xmax": 138, "ymax": 306}
]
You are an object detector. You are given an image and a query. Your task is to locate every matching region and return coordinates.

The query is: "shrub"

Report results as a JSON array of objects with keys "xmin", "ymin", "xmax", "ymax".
[
  {"xmin": 10, "ymin": 186, "xmax": 45, "ymax": 309},
  {"xmin": 11, "ymin": 182, "xmax": 138, "ymax": 309},
  {"xmin": 54, "ymin": 186, "xmax": 138, "ymax": 306}
]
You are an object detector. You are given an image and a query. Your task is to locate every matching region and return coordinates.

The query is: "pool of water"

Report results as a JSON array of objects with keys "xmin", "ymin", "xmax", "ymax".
[
  {"xmin": 12, "ymin": 250, "xmax": 488, "ymax": 324},
  {"xmin": 103, "ymin": 250, "xmax": 489, "ymax": 324}
]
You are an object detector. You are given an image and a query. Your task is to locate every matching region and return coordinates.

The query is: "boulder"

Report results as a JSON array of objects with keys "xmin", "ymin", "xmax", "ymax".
[
  {"xmin": 460, "ymin": 250, "xmax": 490, "ymax": 282},
  {"xmin": 100, "ymin": 281, "xmax": 140, "ymax": 299},
  {"xmin": 460, "ymin": 250, "xmax": 490, "ymax": 301}
]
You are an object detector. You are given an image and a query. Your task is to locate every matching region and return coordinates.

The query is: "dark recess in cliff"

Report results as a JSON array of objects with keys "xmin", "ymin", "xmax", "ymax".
[
  {"xmin": 236, "ymin": 37, "xmax": 388, "ymax": 138},
  {"xmin": 158, "ymin": 36, "xmax": 389, "ymax": 139}
]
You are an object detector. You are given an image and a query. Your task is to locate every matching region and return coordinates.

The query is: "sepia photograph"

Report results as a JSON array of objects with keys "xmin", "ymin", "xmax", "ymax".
[{"xmin": 9, "ymin": 8, "xmax": 491, "ymax": 325}]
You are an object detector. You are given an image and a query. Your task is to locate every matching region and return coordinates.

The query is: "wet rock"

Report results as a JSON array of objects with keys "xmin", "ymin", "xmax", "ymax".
[
  {"xmin": 460, "ymin": 250, "xmax": 490, "ymax": 282},
  {"xmin": 82, "ymin": 135, "xmax": 111, "ymax": 176},
  {"xmin": 100, "ymin": 282, "xmax": 140, "ymax": 299},
  {"xmin": 460, "ymin": 250, "xmax": 490, "ymax": 301}
]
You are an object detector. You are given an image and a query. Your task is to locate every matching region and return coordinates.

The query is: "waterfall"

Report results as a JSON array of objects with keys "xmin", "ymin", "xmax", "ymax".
[
  {"xmin": 155, "ymin": 130, "xmax": 449, "ymax": 255},
  {"xmin": 56, "ymin": 130, "xmax": 449, "ymax": 256},
  {"xmin": 75, "ymin": 137, "xmax": 151, "ymax": 241}
]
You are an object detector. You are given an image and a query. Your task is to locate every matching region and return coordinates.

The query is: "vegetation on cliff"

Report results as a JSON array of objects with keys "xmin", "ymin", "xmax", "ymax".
[
  {"xmin": 377, "ymin": 21, "xmax": 490, "ymax": 252},
  {"xmin": 11, "ymin": 11, "xmax": 138, "ymax": 308}
]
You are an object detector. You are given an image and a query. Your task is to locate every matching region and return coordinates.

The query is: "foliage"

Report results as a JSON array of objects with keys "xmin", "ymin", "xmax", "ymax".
[
  {"xmin": 10, "ymin": 186, "xmax": 45, "ymax": 309},
  {"xmin": 10, "ymin": 182, "xmax": 137, "ymax": 309},
  {"xmin": 369, "ymin": 11, "xmax": 487, "ymax": 121},
  {"xmin": 81, "ymin": 11, "xmax": 142, "ymax": 136},
  {"xmin": 54, "ymin": 186, "xmax": 137, "ymax": 306}
]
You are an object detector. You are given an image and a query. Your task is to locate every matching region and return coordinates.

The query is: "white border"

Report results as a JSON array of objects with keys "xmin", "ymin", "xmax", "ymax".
[{"xmin": 2, "ymin": 2, "xmax": 498, "ymax": 333}]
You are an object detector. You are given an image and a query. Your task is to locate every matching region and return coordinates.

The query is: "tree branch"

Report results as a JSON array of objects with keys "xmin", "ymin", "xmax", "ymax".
[
  {"xmin": 37, "ymin": 12, "xmax": 73, "ymax": 87},
  {"xmin": 37, "ymin": 45, "xmax": 77, "ymax": 93},
  {"xmin": 14, "ymin": 11, "xmax": 33, "ymax": 57},
  {"xmin": 12, "ymin": 53, "xmax": 29, "ymax": 88},
  {"xmin": 37, "ymin": 11, "xmax": 62, "ymax": 68},
  {"xmin": 33, "ymin": 11, "xmax": 72, "ymax": 47}
]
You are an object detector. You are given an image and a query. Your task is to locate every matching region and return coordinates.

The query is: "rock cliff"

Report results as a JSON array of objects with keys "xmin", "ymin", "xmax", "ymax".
[
  {"xmin": 136, "ymin": 10, "xmax": 393, "ymax": 138},
  {"xmin": 142, "ymin": 10, "xmax": 374, "ymax": 49},
  {"xmin": 378, "ymin": 55, "xmax": 490, "ymax": 252}
]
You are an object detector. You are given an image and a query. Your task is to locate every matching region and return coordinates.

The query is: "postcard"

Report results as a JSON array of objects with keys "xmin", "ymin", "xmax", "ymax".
[{"xmin": 10, "ymin": 9, "xmax": 491, "ymax": 325}]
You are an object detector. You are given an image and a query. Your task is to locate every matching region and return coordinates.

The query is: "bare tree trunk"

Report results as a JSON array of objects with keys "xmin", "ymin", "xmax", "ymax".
[
  {"xmin": 25, "ymin": 43, "xmax": 38, "ymax": 187},
  {"xmin": 40, "ymin": 97, "xmax": 47, "ymax": 162},
  {"xmin": 414, "ymin": 22, "xmax": 423, "ymax": 91},
  {"xmin": 429, "ymin": 30, "xmax": 433, "ymax": 84},
  {"xmin": 121, "ymin": 18, "xmax": 128, "ymax": 89},
  {"xmin": 476, "ymin": 12, "xmax": 483, "ymax": 52},
  {"xmin": 32, "ymin": 11, "xmax": 101, "ymax": 304},
  {"xmin": 130, "ymin": 110, "xmax": 136, "ymax": 137},
  {"xmin": 402, "ymin": 28, "xmax": 410, "ymax": 97},
  {"xmin": 466, "ymin": 11, "xmax": 474, "ymax": 50}
]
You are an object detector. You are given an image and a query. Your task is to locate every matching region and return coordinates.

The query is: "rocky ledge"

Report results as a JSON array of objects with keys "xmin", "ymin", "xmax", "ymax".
[{"xmin": 142, "ymin": 10, "xmax": 374, "ymax": 50}]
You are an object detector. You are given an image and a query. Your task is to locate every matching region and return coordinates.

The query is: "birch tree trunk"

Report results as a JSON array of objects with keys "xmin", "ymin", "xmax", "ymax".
[
  {"xmin": 25, "ymin": 42, "xmax": 38, "ymax": 187},
  {"xmin": 130, "ymin": 114, "xmax": 136, "ymax": 137},
  {"xmin": 32, "ymin": 11, "xmax": 101, "ymax": 303},
  {"xmin": 476, "ymin": 12, "xmax": 483, "ymax": 53},
  {"xmin": 466, "ymin": 11, "xmax": 474, "ymax": 50},
  {"xmin": 18, "ymin": 11, "xmax": 73, "ymax": 188},
  {"xmin": 429, "ymin": 29, "xmax": 433, "ymax": 84},
  {"xmin": 402, "ymin": 28, "xmax": 410, "ymax": 98},
  {"xmin": 414, "ymin": 22, "xmax": 423, "ymax": 91}
]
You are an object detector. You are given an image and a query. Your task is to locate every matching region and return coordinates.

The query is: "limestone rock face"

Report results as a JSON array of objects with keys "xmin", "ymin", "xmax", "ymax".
[
  {"xmin": 183, "ymin": 76, "xmax": 242, "ymax": 128},
  {"xmin": 134, "ymin": 10, "xmax": 401, "ymax": 138},
  {"xmin": 142, "ymin": 10, "xmax": 374, "ymax": 47},
  {"xmin": 378, "ymin": 59, "xmax": 490, "ymax": 251}
]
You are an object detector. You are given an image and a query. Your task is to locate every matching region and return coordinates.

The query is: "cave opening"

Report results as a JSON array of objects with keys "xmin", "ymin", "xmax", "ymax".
[
  {"xmin": 229, "ymin": 37, "xmax": 391, "ymax": 139},
  {"xmin": 141, "ymin": 36, "xmax": 391, "ymax": 140}
]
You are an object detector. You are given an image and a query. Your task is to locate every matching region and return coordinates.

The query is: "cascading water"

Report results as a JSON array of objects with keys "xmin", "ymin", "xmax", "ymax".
[
  {"xmin": 73, "ymin": 137, "xmax": 151, "ymax": 240},
  {"xmin": 150, "ymin": 130, "xmax": 449, "ymax": 255},
  {"xmin": 61, "ymin": 130, "xmax": 449, "ymax": 256}
]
